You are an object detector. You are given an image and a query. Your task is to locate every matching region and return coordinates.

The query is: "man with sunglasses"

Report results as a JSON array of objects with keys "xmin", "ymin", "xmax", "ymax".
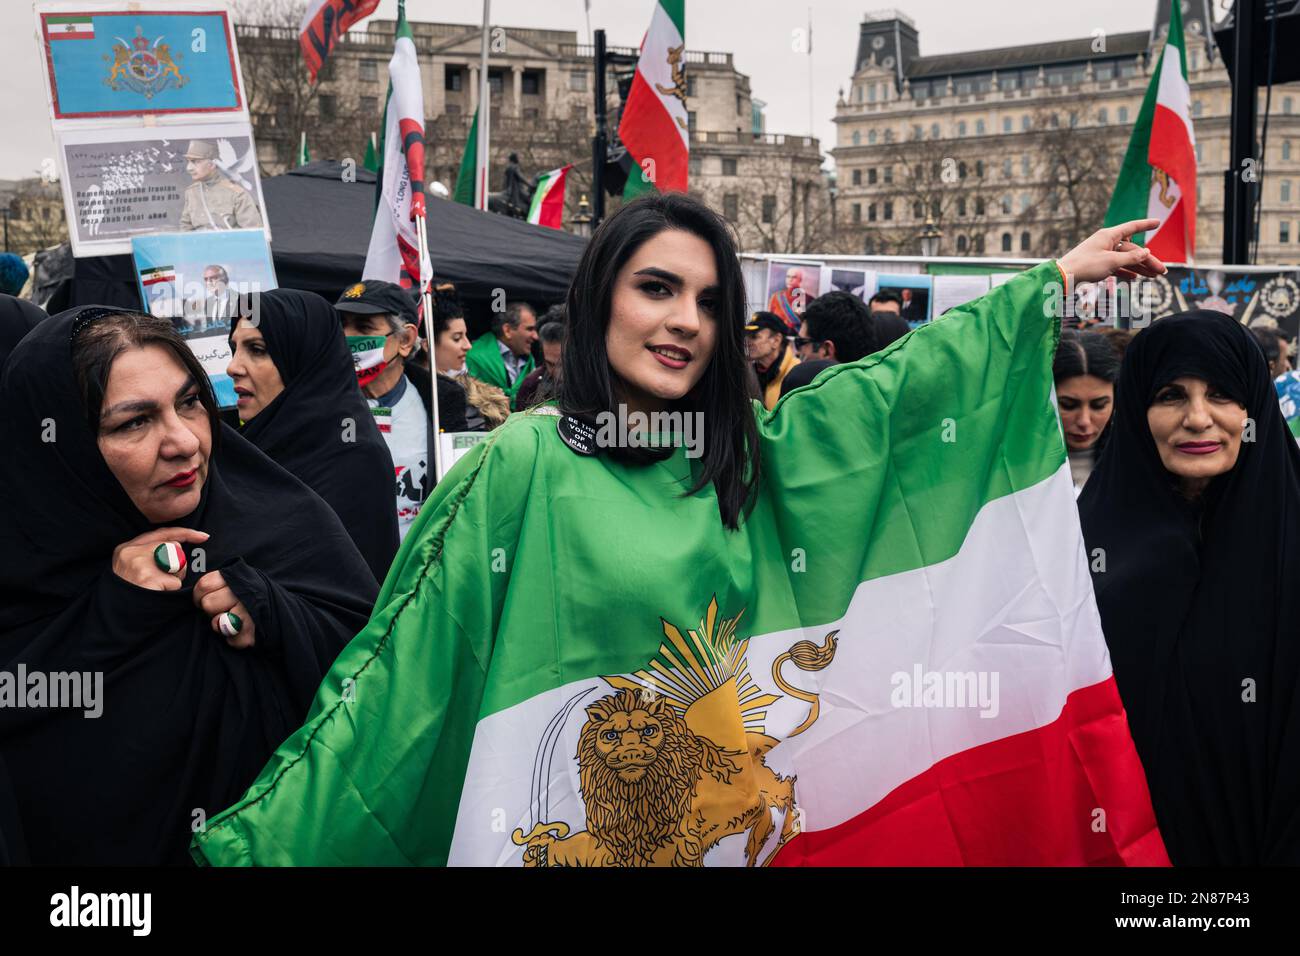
[{"xmin": 745, "ymin": 311, "xmax": 799, "ymax": 410}]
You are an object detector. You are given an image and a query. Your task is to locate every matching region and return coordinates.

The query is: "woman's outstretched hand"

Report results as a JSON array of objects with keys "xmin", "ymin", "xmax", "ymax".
[{"xmin": 1057, "ymin": 219, "xmax": 1169, "ymax": 283}]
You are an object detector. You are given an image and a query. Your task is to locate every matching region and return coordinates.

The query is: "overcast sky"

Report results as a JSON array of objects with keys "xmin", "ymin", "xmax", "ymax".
[{"xmin": 3, "ymin": 0, "xmax": 1183, "ymax": 180}]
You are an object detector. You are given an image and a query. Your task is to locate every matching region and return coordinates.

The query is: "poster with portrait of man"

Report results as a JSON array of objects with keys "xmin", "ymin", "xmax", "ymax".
[
  {"xmin": 57, "ymin": 122, "xmax": 268, "ymax": 256},
  {"xmin": 764, "ymin": 260, "xmax": 822, "ymax": 334},
  {"xmin": 131, "ymin": 228, "xmax": 277, "ymax": 409},
  {"xmin": 876, "ymin": 274, "xmax": 933, "ymax": 328}
]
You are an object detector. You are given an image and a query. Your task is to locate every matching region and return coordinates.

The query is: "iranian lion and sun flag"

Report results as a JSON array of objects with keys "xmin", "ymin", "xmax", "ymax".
[{"xmin": 185, "ymin": 1, "xmax": 1175, "ymax": 867}]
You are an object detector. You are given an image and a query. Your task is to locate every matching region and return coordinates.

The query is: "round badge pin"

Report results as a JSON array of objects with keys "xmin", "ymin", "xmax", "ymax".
[
  {"xmin": 557, "ymin": 414, "xmax": 599, "ymax": 456},
  {"xmin": 218, "ymin": 612, "xmax": 243, "ymax": 639},
  {"xmin": 153, "ymin": 542, "xmax": 186, "ymax": 574}
]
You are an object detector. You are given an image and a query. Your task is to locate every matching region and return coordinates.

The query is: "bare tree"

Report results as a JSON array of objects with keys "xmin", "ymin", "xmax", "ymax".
[
  {"xmin": 4, "ymin": 179, "xmax": 68, "ymax": 255},
  {"xmin": 1019, "ymin": 107, "xmax": 1117, "ymax": 257}
]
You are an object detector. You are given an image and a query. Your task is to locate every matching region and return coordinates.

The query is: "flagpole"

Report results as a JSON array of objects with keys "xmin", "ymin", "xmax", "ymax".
[
  {"xmin": 476, "ymin": 0, "xmax": 492, "ymax": 210},
  {"xmin": 416, "ymin": 211, "xmax": 443, "ymax": 482}
]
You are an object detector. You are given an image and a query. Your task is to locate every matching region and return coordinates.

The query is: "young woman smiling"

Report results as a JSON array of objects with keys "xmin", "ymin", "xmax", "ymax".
[
  {"xmin": 1079, "ymin": 310, "xmax": 1300, "ymax": 864},
  {"xmin": 192, "ymin": 198, "xmax": 1166, "ymax": 865},
  {"xmin": 0, "ymin": 308, "xmax": 377, "ymax": 863}
]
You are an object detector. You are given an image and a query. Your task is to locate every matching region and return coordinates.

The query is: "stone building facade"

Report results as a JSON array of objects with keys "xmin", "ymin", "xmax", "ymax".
[
  {"xmin": 233, "ymin": 18, "xmax": 828, "ymax": 253},
  {"xmin": 832, "ymin": 3, "xmax": 1300, "ymax": 264}
]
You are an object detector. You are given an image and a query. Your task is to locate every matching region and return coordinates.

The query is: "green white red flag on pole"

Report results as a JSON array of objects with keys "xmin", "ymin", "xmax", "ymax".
[
  {"xmin": 362, "ymin": 2, "xmax": 430, "ymax": 291},
  {"xmin": 1103, "ymin": 2, "xmax": 1197, "ymax": 263},
  {"xmin": 619, "ymin": 0, "xmax": 688, "ymax": 199},
  {"xmin": 526, "ymin": 165, "xmax": 571, "ymax": 229}
]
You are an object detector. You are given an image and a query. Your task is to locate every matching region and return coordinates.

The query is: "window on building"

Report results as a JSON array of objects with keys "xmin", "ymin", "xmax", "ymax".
[
  {"xmin": 488, "ymin": 70, "xmax": 504, "ymax": 94},
  {"xmin": 974, "ymin": 234, "xmax": 985, "ymax": 253},
  {"xmin": 1068, "ymin": 111, "xmax": 1078, "ymax": 128},
  {"xmin": 1284, "ymin": 141, "xmax": 1293, "ymax": 161},
  {"xmin": 932, "ymin": 199, "xmax": 941, "ymax": 218},
  {"xmin": 884, "ymin": 165, "xmax": 893, "ymax": 184},
  {"xmin": 736, "ymin": 93, "xmax": 744, "ymax": 115},
  {"xmin": 1001, "ymin": 194, "xmax": 1012, "ymax": 214},
  {"xmin": 359, "ymin": 60, "xmax": 379, "ymax": 83},
  {"xmin": 1189, "ymin": 50, "xmax": 1200, "ymax": 72},
  {"xmin": 1098, "ymin": 107, "xmax": 1108, "ymax": 124},
  {"xmin": 360, "ymin": 95, "xmax": 378, "ymax": 115},
  {"xmin": 957, "ymin": 120, "xmax": 967, "ymax": 137},
  {"xmin": 1021, "ymin": 114, "xmax": 1031, "ymax": 131},
  {"xmin": 1195, "ymin": 142, "xmax": 1203, "ymax": 163},
  {"xmin": 1003, "ymin": 116, "xmax": 1012, "ymax": 133},
  {"xmin": 1020, "ymin": 193, "xmax": 1031, "ymax": 212},
  {"xmin": 318, "ymin": 94, "xmax": 336, "ymax": 119},
  {"xmin": 1001, "ymin": 232, "xmax": 1012, "ymax": 252},
  {"xmin": 868, "ymin": 167, "xmax": 877, "ymax": 184},
  {"xmin": 570, "ymin": 70, "xmax": 587, "ymax": 91},
  {"xmin": 722, "ymin": 157, "xmax": 738, "ymax": 176},
  {"xmin": 1284, "ymin": 180, "xmax": 1293, "ymax": 203},
  {"xmin": 1020, "ymin": 68, "xmax": 1038, "ymax": 89},
  {"xmin": 975, "ymin": 197, "xmax": 985, "ymax": 216},
  {"xmin": 883, "ymin": 201, "xmax": 893, "ymax": 221},
  {"xmin": 688, "ymin": 110, "xmax": 697, "ymax": 132},
  {"xmin": 956, "ymin": 78, "xmax": 972, "ymax": 95},
  {"xmin": 957, "ymin": 235, "xmax": 968, "ymax": 252},
  {"xmin": 1021, "ymin": 154, "xmax": 1030, "ymax": 176},
  {"xmin": 912, "ymin": 124, "xmax": 923, "ymax": 139},
  {"xmin": 723, "ymin": 194, "xmax": 739, "ymax": 220},
  {"xmin": 867, "ymin": 203, "xmax": 876, "ymax": 222},
  {"xmin": 931, "ymin": 122, "xmax": 940, "ymax": 138},
  {"xmin": 1282, "ymin": 221, "xmax": 1291, "ymax": 244},
  {"xmin": 868, "ymin": 130, "xmax": 878, "ymax": 144},
  {"xmin": 1000, "ymin": 74, "xmax": 1018, "ymax": 92},
  {"xmin": 1191, "ymin": 100, "xmax": 1202, "ymax": 117},
  {"xmin": 957, "ymin": 197, "xmax": 967, "ymax": 217},
  {"xmin": 1020, "ymin": 231, "xmax": 1031, "ymax": 251},
  {"xmin": 1049, "ymin": 113, "xmax": 1059, "ymax": 128},
  {"xmin": 914, "ymin": 200, "xmax": 924, "ymax": 218},
  {"xmin": 976, "ymin": 119, "xmax": 986, "ymax": 135},
  {"xmin": 1002, "ymin": 157, "xmax": 1012, "ymax": 178},
  {"xmin": 1282, "ymin": 96, "xmax": 1293, "ymax": 115},
  {"xmin": 317, "ymin": 58, "xmax": 335, "ymax": 82},
  {"xmin": 959, "ymin": 160, "xmax": 968, "ymax": 179},
  {"xmin": 1119, "ymin": 60, "xmax": 1137, "ymax": 79},
  {"xmin": 976, "ymin": 160, "xmax": 984, "ymax": 178},
  {"xmin": 686, "ymin": 75, "xmax": 696, "ymax": 97},
  {"xmin": 445, "ymin": 66, "xmax": 463, "ymax": 92},
  {"xmin": 1095, "ymin": 62, "xmax": 1115, "ymax": 81},
  {"xmin": 762, "ymin": 195, "xmax": 776, "ymax": 223},
  {"xmin": 852, "ymin": 168, "xmax": 862, "ymax": 186},
  {"xmin": 852, "ymin": 130, "xmax": 861, "ymax": 146},
  {"xmin": 522, "ymin": 71, "xmax": 541, "ymax": 95},
  {"xmin": 868, "ymin": 84, "xmax": 877, "ymax": 103},
  {"xmin": 1118, "ymin": 106, "xmax": 1129, "ymax": 124}
]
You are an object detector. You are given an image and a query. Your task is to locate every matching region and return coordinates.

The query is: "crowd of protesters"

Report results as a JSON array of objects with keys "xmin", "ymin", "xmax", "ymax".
[{"xmin": 0, "ymin": 192, "xmax": 1298, "ymax": 867}]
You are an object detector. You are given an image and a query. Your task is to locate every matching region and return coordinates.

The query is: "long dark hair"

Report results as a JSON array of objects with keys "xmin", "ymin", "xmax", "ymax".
[
  {"xmin": 1053, "ymin": 330, "xmax": 1120, "ymax": 385},
  {"xmin": 558, "ymin": 193, "xmax": 759, "ymax": 529}
]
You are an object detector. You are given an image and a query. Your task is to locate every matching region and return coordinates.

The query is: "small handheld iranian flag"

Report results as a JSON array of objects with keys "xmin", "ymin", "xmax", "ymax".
[
  {"xmin": 362, "ymin": 1, "xmax": 431, "ymax": 290},
  {"xmin": 526, "ymin": 165, "xmax": 571, "ymax": 229},
  {"xmin": 1103, "ymin": 2, "xmax": 1197, "ymax": 263},
  {"xmin": 619, "ymin": 0, "xmax": 688, "ymax": 199}
]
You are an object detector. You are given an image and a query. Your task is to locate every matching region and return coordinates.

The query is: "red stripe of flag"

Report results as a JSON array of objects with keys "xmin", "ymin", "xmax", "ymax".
[
  {"xmin": 770, "ymin": 677, "xmax": 1170, "ymax": 867},
  {"xmin": 619, "ymin": 70, "xmax": 688, "ymax": 193},
  {"xmin": 398, "ymin": 117, "xmax": 426, "ymax": 219},
  {"xmin": 1146, "ymin": 103, "xmax": 1197, "ymax": 262},
  {"xmin": 300, "ymin": 0, "xmax": 381, "ymax": 82}
]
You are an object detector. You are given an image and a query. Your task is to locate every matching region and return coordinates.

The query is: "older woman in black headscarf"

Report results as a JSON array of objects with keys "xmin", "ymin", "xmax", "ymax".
[
  {"xmin": 227, "ymin": 289, "xmax": 398, "ymax": 584},
  {"xmin": 1078, "ymin": 310, "xmax": 1300, "ymax": 865},
  {"xmin": 0, "ymin": 307, "xmax": 377, "ymax": 864}
]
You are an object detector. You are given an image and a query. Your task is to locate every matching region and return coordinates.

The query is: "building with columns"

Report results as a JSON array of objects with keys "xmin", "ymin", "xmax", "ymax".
[
  {"xmin": 234, "ymin": 18, "xmax": 828, "ymax": 252},
  {"xmin": 832, "ymin": 3, "xmax": 1300, "ymax": 265}
]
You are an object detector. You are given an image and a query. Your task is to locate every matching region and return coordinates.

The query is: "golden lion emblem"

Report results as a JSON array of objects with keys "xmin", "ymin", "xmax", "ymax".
[
  {"xmin": 513, "ymin": 597, "xmax": 837, "ymax": 867},
  {"xmin": 654, "ymin": 43, "xmax": 689, "ymax": 131}
]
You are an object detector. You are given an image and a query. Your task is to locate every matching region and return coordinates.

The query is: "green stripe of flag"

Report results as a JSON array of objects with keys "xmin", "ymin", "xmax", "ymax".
[
  {"xmin": 47, "ymin": 15, "xmax": 93, "ymax": 24},
  {"xmin": 659, "ymin": 0, "xmax": 685, "ymax": 38}
]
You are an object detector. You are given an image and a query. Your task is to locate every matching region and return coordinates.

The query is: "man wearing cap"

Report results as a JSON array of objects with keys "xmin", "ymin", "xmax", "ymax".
[
  {"xmin": 178, "ymin": 140, "xmax": 263, "ymax": 231},
  {"xmin": 335, "ymin": 280, "xmax": 469, "ymax": 540},
  {"xmin": 745, "ymin": 311, "xmax": 799, "ymax": 410}
]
